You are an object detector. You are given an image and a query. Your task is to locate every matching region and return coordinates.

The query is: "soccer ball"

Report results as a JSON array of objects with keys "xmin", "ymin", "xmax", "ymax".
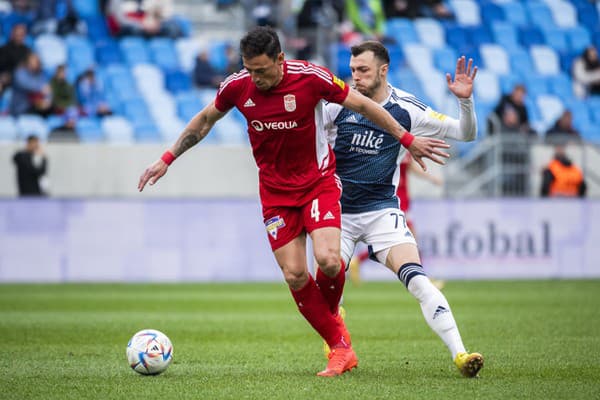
[{"xmin": 126, "ymin": 329, "xmax": 173, "ymax": 375}]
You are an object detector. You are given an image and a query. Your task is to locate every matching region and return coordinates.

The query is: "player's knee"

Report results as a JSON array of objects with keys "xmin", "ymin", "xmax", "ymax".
[
  {"xmin": 315, "ymin": 251, "xmax": 341, "ymax": 276},
  {"xmin": 282, "ymin": 268, "xmax": 309, "ymax": 289}
]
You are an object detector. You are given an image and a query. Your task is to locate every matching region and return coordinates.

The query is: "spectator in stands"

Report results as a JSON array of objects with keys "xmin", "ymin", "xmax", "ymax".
[
  {"xmin": 31, "ymin": 0, "xmax": 85, "ymax": 36},
  {"xmin": 9, "ymin": 52, "xmax": 52, "ymax": 116},
  {"xmin": 346, "ymin": 0, "xmax": 386, "ymax": 41},
  {"xmin": 383, "ymin": 0, "xmax": 453, "ymax": 19},
  {"xmin": 488, "ymin": 84, "xmax": 535, "ymax": 135},
  {"xmin": 545, "ymin": 110, "xmax": 581, "ymax": 144},
  {"xmin": 12, "ymin": 134, "xmax": 48, "ymax": 197},
  {"xmin": 106, "ymin": 0, "xmax": 183, "ymax": 38},
  {"xmin": 295, "ymin": 0, "xmax": 346, "ymax": 60},
  {"xmin": 50, "ymin": 64, "xmax": 76, "ymax": 114},
  {"xmin": 48, "ymin": 107, "xmax": 79, "ymax": 142},
  {"xmin": 193, "ymin": 51, "xmax": 222, "ymax": 88},
  {"xmin": 540, "ymin": 145, "xmax": 586, "ymax": 198},
  {"xmin": 572, "ymin": 45, "xmax": 600, "ymax": 99},
  {"xmin": 0, "ymin": 24, "xmax": 32, "ymax": 95},
  {"xmin": 224, "ymin": 43, "xmax": 242, "ymax": 75},
  {"xmin": 76, "ymin": 68, "xmax": 112, "ymax": 117}
]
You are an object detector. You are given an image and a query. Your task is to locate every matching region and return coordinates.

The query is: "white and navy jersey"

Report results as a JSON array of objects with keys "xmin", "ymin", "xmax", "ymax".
[{"xmin": 323, "ymin": 85, "xmax": 476, "ymax": 214}]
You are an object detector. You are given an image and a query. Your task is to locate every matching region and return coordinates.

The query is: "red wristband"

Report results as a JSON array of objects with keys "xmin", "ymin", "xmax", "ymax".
[
  {"xmin": 399, "ymin": 132, "xmax": 415, "ymax": 148},
  {"xmin": 161, "ymin": 150, "xmax": 176, "ymax": 166}
]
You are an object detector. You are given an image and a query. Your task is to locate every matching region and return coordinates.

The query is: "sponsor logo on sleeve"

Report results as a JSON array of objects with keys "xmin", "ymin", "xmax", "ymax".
[
  {"xmin": 428, "ymin": 110, "xmax": 448, "ymax": 121},
  {"xmin": 333, "ymin": 75, "xmax": 346, "ymax": 90},
  {"xmin": 266, "ymin": 216, "xmax": 286, "ymax": 239}
]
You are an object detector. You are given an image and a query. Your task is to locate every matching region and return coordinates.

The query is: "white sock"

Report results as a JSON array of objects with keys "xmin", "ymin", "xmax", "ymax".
[{"xmin": 406, "ymin": 275, "xmax": 466, "ymax": 359}]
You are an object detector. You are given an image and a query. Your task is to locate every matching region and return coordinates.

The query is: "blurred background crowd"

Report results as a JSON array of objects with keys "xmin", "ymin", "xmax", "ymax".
[{"xmin": 1, "ymin": 0, "xmax": 599, "ymax": 198}]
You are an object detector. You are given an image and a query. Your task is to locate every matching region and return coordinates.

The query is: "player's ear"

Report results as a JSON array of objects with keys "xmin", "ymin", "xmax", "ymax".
[
  {"xmin": 277, "ymin": 52, "xmax": 285, "ymax": 64},
  {"xmin": 380, "ymin": 63, "xmax": 389, "ymax": 76}
]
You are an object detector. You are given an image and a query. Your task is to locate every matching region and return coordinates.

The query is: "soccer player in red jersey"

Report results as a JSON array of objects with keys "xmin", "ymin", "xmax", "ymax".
[{"xmin": 138, "ymin": 27, "xmax": 450, "ymax": 377}]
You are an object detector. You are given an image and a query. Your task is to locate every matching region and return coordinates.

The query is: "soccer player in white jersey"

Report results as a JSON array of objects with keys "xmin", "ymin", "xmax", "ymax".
[{"xmin": 323, "ymin": 41, "xmax": 484, "ymax": 377}]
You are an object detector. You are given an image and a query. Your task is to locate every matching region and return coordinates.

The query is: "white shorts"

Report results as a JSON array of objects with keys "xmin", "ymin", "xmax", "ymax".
[{"xmin": 341, "ymin": 208, "xmax": 417, "ymax": 266}]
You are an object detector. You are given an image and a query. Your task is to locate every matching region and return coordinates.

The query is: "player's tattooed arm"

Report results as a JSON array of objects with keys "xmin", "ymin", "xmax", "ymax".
[{"xmin": 173, "ymin": 129, "xmax": 202, "ymax": 157}]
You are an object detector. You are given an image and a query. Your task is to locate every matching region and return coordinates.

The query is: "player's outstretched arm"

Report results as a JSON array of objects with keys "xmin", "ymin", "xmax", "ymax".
[
  {"xmin": 342, "ymin": 89, "xmax": 450, "ymax": 171},
  {"xmin": 138, "ymin": 102, "xmax": 226, "ymax": 192}
]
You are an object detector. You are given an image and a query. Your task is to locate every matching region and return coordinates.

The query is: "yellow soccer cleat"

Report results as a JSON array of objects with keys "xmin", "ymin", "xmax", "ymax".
[
  {"xmin": 454, "ymin": 352, "xmax": 484, "ymax": 378},
  {"xmin": 323, "ymin": 306, "xmax": 349, "ymax": 359},
  {"xmin": 349, "ymin": 257, "xmax": 361, "ymax": 286}
]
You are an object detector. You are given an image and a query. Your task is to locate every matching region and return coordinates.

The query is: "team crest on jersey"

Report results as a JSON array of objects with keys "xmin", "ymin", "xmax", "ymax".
[
  {"xmin": 283, "ymin": 94, "xmax": 296, "ymax": 112},
  {"xmin": 265, "ymin": 216, "xmax": 286, "ymax": 239}
]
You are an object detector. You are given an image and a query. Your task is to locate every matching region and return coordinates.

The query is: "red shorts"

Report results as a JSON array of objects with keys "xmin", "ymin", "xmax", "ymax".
[{"xmin": 262, "ymin": 176, "xmax": 342, "ymax": 251}]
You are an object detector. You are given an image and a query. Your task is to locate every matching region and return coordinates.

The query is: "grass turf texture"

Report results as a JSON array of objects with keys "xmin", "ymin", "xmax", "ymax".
[{"xmin": 0, "ymin": 280, "xmax": 598, "ymax": 399}]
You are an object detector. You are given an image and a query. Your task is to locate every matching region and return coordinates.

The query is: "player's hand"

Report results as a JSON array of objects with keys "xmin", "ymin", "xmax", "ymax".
[
  {"xmin": 408, "ymin": 137, "xmax": 450, "ymax": 171},
  {"xmin": 446, "ymin": 56, "xmax": 477, "ymax": 99},
  {"xmin": 138, "ymin": 159, "xmax": 169, "ymax": 192}
]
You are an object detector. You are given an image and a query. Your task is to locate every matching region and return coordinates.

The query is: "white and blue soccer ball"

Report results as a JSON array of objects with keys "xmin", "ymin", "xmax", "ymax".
[{"xmin": 126, "ymin": 329, "xmax": 173, "ymax": 375}]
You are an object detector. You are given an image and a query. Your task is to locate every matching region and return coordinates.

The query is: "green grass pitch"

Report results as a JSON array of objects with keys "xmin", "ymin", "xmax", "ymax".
[{"xmin": 1, "ymin": 280, "xmax": 599, "ymax": 399}]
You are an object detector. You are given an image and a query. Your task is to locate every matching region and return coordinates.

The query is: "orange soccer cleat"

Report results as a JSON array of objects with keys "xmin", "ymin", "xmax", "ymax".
[
  {"xmin": 316, "ymin": 346, "xmax": 358, "ymax": 377},
  {"xmin": 323, "ymin": 306, "xmax": 351, "ymax": 358}
]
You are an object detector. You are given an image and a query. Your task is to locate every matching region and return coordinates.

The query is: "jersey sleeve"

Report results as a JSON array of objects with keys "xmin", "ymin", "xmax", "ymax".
[
  {"xmin": 213, "ymin": 73, "xmax": 238, "ymax": 112},
  {"xmin": 311, "ymin": 63, "xmax": 350, "ymax": 104},
  {"xmin": 322, "ymin": 102, "xmax": 343, "ymax": 147}
]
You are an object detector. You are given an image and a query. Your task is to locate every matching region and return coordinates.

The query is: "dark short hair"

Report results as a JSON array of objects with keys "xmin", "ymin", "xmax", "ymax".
[
  {"xmin": 350, "ymin": 41, "xmax": 390, "ymax": 65},
  {"xmin": 240, "ymin": 26, "xmax": 281, "ymax": 60},
  {"xmin": 26, "ymin": 134, "xmax": 39, "ymax": 142}
]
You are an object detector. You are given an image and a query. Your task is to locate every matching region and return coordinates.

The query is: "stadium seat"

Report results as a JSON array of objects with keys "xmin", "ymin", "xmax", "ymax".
[
  {"xmin": 34, "ymin": 34, "xmax": 67, "ymax": 73},
  {"xmin": 149, "ymin": 38, "xmax": 180, "ymax": 72},
  {"xmin": 518, "ymin": 27, "xmax": 545, "ymax": 48},
  {"xmin": 445, "ymin": 24, "xmax": 470, "ymax": 51},
  {"xmin": 536, "ymin": 94, "xmax": 565, "ymax": 132},
  {"xmin": 433, "ymin": 46, "xmax": 458, "ymax": 75},
  {"xmin": 176, "ymin": 91, "xmax": 203, "ymax": 121},
  {"xmin": 547, "ymin": 73, "xmax": 574, "ymax": 101},
  {"xmin": 480, "ymin": 2, "xmax": 504, "ymax": 26},
  {"xmin": 479, "ymin": 44, "xmax": 510, "ymax": 76},
  {"xmin": 75, "ymin": 117, "xmax": 103, "ymax": 142},
  {"xmin": 526, "ymin": 1, "xmax": 556, "ymax": 30},
  {"xmin": 392, "ymin": 67, "xmax": 428, "ymax": 101},
  {"xmin": 165, "ymin": 70, "xmax": 193, "ymax": 94},
  {"xmin": 384, "ymin": 18, "xmax": 419, "ymax": 45},
  {"xmin": 120, "ymin": 37, "xmax": 150, "ymax": 66},
  {"xmin": 208, "ymin": 41, "xmax": 231, "ymax": 73},
  {"xmin": 0, "ymin": 115, "xmax": 18, "ymax": 141},
  {"xmin": 133, "ymin": 121, "xmax": 162, "ymax": 142},
  {"xmin": 467, "ymin": 25, "xmax": 493, "ymax": 47},
  {"xmin": 508, "ymin": 47, "xmax": 535, "ymax": 79},
  {"xmin": 499, "ymin": 73, "xmax": 522, "ymax": 95},
  {"xmin": 542, "ymin": 27, "xmax": 569, "ymax": 53},
  {"xmin": 146, "ymin": 93, "xmax": 178, "ymax": 123},
  {"xmin": 500, "ymin": 1, "xmax": 528, "ymax": 27},
  {"xmin": 566, "ymin": 26, "xmax": 592, "ymax": 55},
  {"xmin": 472, "ymin": 69, "xmax": 500, "ymax": 106},
  {"xmin": 123, "ymin": 98, "xmax": 153, "ymax": 126},
  {"xmin": 175, "ymin": 37, "xmax": 203, "ymax": 73},
  {"xmin": 66, "ymin": 35, "xmax": 95, "ymax": 78},
  {"xmin": 530, "ymin": 45, "xmax": 561, "ymax": 76},
  {"xmin": 132, "ymin": 63, "xmax": 165, "ymax": 96},
  {"xmin": 387, "ymin": 44, "xmax": 405, "ymax": 71},
  {"xmin": 491, "ymin": 21, "xmax": 520, "ymax": 53},
  {"xmin": 16, "ymin": 114, "xmax": 49, "ymax": 141},
  {"xmin": 84, "ymin": 16, "xmax": 110, "ymax": 41},
  {"xmin": 72, "ymin": 0, "xmax": 101, "ymax": 17},
  {"xmin": 544, "ymin": 0, "xmax": 578, "ymax": 29},
  {"xmin": 102, "ymin": 116, "xmax": 134, "ymax": 144},
  {"xmin": 402, "ymin": 43, "xmax": 433, "ymax": 77},
  {"xmin": 46, "ymin": 115, "xmax": 65, "ymax": 131},
  {"xmin": 95, "ymin": 39, "xmax": 122, "ymax": 65},
  {"xmin": 414, "ymin": 18, "xmax": 445, "ymax": 49},
  {"xmin": 155, "ymin": 115, "xmax": 186, "ymax": 142},
  {"xmin": 576, "ymin": 2, "xmax": 599, "ymax": 32},
  {"xmin": 448, "ymin": 0, "xmax": 481, "ymax": 26},
  {"xmin": 523, "ymin": 73, "xmax": 549, "ymax": 98},
  {"xmin": 212, "ymin": 113, "xmax": 246, "ymax": 145},
  {"xmin": 419, "ymin": 70, "xmax": 448, "ymax": 110}
]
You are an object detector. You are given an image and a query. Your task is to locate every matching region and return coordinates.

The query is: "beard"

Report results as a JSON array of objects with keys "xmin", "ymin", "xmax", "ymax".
[{"xmin": 355, "ymin": 74, "xmax": 382, "ymax": 99}]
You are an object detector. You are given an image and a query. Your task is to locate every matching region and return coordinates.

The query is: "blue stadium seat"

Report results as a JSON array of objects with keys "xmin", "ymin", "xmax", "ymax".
[
  {"xmin": 0, "ymin": 115, "xmax": 18, "ymax": 141},
  {"xmin": 120, "ymin": 37, "xmax": 150, "ymax": 66},
  {"xmin": 448, "ymin": 0, "xmax": 481, "ymax": 26},
  {"xmin": 547, "ymin": 73, "xmax": 574, "ymax": 101},
  {"xmin": 75, "ymin": 117, "xmax": 103, "ymax": 142},
  {"xmin": 123, "ymin": 98, "xmax": 153, "ymax": 126},
  {"xmin": 333, "ymin": 43, "xmax": 351, "ymax": 79},
  {"xmin": 17, "ymin": 114, "xmax": 49, "ymax": 141},
  {"xmin": 387, "ymin": 44, "xmax": 404, "ymax": 71},
  {"xmin": 402, "ymin": 43, "xmax": 434, "ymax": 75},
  {"xmin": 133, "ymin": 64, "xmax": 165, "ymax": 97},
  {"xmin": 565, "ymin": 99, "xmax": 591, "ymax": 133},
  {"xmin": 392, "ymin": 68, "xmax": 427, "ymax": 101},
  {"xmin": 522, "ymin": 73, "xmax": 549, "ymax": 98},
  {"xmin": 491, "ymin": 21, "xmax": 520, "ymax": 53},
  {"xmin": 34, "ymin": 34, "xmax": 67, "ymax": 73},
  {"xmin": 500, "ymin": 2, "xmax": 528, "ymax": 27},
  {"xmin": 46, "ymin": 115, "xmax": 65, "ymax": 131},
  {"xmin": 414, "ymin": 18, "xmax": 445, "ymax": 49},
  {"xmin": 530, "ymin": 45, "xmax": 561, "ymax": 76},
  {"xmin": 499, "ymin": 73, "xmax": 521, "ymax": 95},
  {"xmin": 508, "ymin": 47, "xmax": 535, "ymax": 79},
  {"xmin": 66, "ymin": 35, "xmax": 95, "ymax": 78},
  {"xmin": 84, "ymin": 16, "xmax": 110, "ymax": 41},
  {"xmin": 384, "ymin": 18, "xmax": 419, "ymax": 45},
  {"xmin": 165, "ymin": 70, "xmax": 193, "ymax": 94},
  {"xmin": 433, "ymin": 46, "xmax": 457, "ymax": 75},
  {"xmin": 566, "ymin": 26, "xmax": 591, "ymax": 55},
  {"xmin": 576, "ymin": 2, "xmax": 599, "ymax": 32},
  {"xmin": 526, "ymin": 1, "xmax": 556, "ymax": 30},
  {"xmin": 104, "ymin": 64, "xmax": 138, "ymax": 99},
  {"xmin": 72, "ymin": 0, "xmax": 100, "ymax": 17},
  {"xmin": 149, "ymin": 38, "xmax": 180, "ymax": 72},
  {"xmin": 445, "ymin": 24, "xmax": 470, "ymax": 51},
  {"xmin": 95, "ymin": 39, "xmax": 122, "ymax": 65},
  {"xmin": 176, "ymin": 91, "xmax": 203, "ymax": 121},
  {"xmin": 479, "ymin": 44, "xmax": 510, "ymax": 76},
  {"xmin": 536, "ymin": 94, "xmax": 565, "ymax": 132},
  {"xmin": 467, "ymin": 25, "xmax": 493, "ymax": 47},
  {"xmin": 1, "ymin": 12, "xmax": 33, "ymax": 38},
  {"xmin": 480, "ymin": 2, "xmax": 504, "ymax": 26},
  {"xmin": 473, "ymin": 69, "xmax": 500, "ymax": 106},
  {"xmin": 541, "ymin": 27, "xmax": 569, "ymax": 53},
  {"xmin": 518, "ymin": 26, "xmax": 544, "ymax": 48},
  {"xmin": 175, "ymin": 37, "xmax": 202, "ymax": 73},
  {"xmin": 545, "ymin": 0, "xmax": 578, "ymax": 29}
]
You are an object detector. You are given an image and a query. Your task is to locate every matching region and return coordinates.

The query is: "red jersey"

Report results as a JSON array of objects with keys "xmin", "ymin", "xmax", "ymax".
[
  {"xmin": 214, "ymin": 60, "xmax": 350, "ymax": 207},
  {"xmin": 396, "ymin": 153, "xmax": 411, "ymax": 213}
]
